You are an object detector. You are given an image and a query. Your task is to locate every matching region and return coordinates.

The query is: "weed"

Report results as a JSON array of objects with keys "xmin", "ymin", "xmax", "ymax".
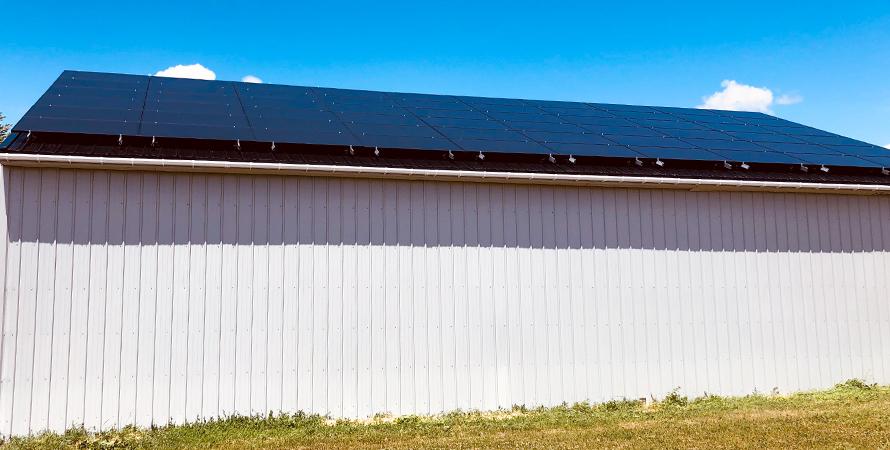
[
  {"xmin": 836, "ymin": 378, "xmax": 876, "ymax": 390},
  {"xmin": 661, "ymin": 388, "xmax": 689, "ymax": 407}
]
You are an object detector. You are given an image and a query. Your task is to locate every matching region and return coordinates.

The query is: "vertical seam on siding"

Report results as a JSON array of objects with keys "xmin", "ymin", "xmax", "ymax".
[
  {"xmin": 279, "ymin": 178, "xmax": 286, "ymax": 415},
  {"xmin": 26, "ymin": 169, "xmax": 44, "ymax": 434},
  {"xmin": 0, "ymin": 168, "xmax": 9, "ymax": 433},
  {"xmin": 576, "ymin": 188, "xmax": 588, "ymax": 402},
  {"xmin": 248, "ymin": 177, "xmax": 255, "ymax": 414},
  {"xmin": 434, "ymin": 183, "xmax": 442, "ymax": 412},
  {"xmin": 166, "ymin": 175, "xmax": 176, "ymax": 424},
  {"xmin": 200, "ymin": 175, "xmax": 209, "ymax": 419},
  {"xmin": 265, "ymin": 177, "xmax": 272, "ymax": 414},
  {"xmin": 80, "ymin": 171, "xmax": 94, "ymax": 428},
  {"xmin": 232, "ymin": 177, "xmax": 240, "ymax": 415},
  {"xmin": 5, "ymin": 168, "xmax": 24, "ymax": 436},
  {"xmin": 516, "ymin": 187, "xmax": 525, "ymax": 404},
  {"xmin": 133, "ymin": 173, "xmax": 144, "ymax": 426},
  {"xmin": 339, "ymin": 180, "xmax": 346, "ymax": 416},
  {"xmin": 218, "ymin": 176, "xmax": 229, "ymax": 417},
  {"xmin": 183, "ymin": 174, "xmax": 193, "ymax": 421},
  {"xmin": 114, "ymin": 174, "xmax": 129, "ymax": 428},
  {"xmin": 46, "ymin": 170, "xmax": 62, "ymax": 429},
  {"xmin": 62, "ymin": 171, "xmax": 78, "ymax": 430},
  {"xmin": 291, "ymin": 179, "xmax": 300, "ymax": 412},
  {"xmin": 150, "ymin": 174, "xmax": 160, "ymax": 425},
  {"xmin": 325, "ymin": 179, "xmax": 333, "ymax": 415},
  {"xmin": 98, "ymin": 172, "xmax": 112, "ymax": 430},
  {"xmin": 215, "ymin": 176, "xmax": 224, "ymax": 417}
]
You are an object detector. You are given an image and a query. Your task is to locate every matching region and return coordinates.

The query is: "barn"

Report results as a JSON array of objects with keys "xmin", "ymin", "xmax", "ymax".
[{"xmin": 1, "ymin": 70, "xmax": 889, "ymax": 436}]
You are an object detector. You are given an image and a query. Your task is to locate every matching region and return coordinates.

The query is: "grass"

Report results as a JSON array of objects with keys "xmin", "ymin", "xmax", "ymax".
[{"xmin": 4, "ymin": 380, "xmax": 890, "ymax": 449}]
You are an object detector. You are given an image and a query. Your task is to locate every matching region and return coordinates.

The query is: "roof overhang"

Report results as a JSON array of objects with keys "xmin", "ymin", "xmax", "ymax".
[{"xmin": 3, "ymin": 152, "xmax": 889, "ymax": 196}]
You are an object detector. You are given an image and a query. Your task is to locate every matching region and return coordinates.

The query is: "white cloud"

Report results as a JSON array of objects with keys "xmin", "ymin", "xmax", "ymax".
[
  {"xmin": 698, "ymin": 80, "xmax": 774, "ymax": 113},
  {"xmin": 241, "ymin": 75, "xmax": 263, "ymax": 83},
  {"xmin": 698, "ymin": 80, "xmax": 803, "ymax": 114},
  {"xmin": 776, "ymin": 93, "xmax": 803, "ymax": 105},
  {"xmin": 884, "ymin": 144, "xmax": 890, "ymax": 150},
  {"xmin": 154, "ymin": 63, "xmax": 216, "ymax": 80}
]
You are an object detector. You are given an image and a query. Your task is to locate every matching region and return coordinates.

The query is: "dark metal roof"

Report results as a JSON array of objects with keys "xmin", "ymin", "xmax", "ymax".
[{"xmin": 5, "ymin": 70, "xmax": 890, "ymax": 182}]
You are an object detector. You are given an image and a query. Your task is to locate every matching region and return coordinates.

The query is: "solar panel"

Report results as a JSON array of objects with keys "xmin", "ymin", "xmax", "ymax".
[
  {"xmin": 759, "ymin": 142, "xmax": 842, "ymax": 155},
  {"xmin": 561, "ymin": 117, "xmax": 635, "ymax": 127},
  {"xmin": 798, "ymin": 134, "xmax": 874, "ymax": 146},
  {"xmin": 826, "ymin": 145, "xmax": 890, "ymax": 157},
  {"xmin": 707, "ymin": 123, "xmax": 771, "ymax": 134},
  {"xmin": 591, "ymin": 103, "xmax": 655, "ymax": 113},
  {"xmin": 595, "ymin": 126, "xmax": 663, "ymax": 137},
  {"xmin": 648, "ymin": 121, "xmax": 710, "ymax": 131},
  {"xmin": 522, "ymin": 131, "xmax": 615, "ymax": 145},
  {"xmin": 15, "ymin": 116, "xmax": 142, "ymax": 136},
  {"xmin": 659, "ymin": 129, "xmax": 732, "ymax": 140},
  {"xmin": 682, "ymin": 138, "xmax": 769, "ymax": 152},
  {"xmin": 338, "ymin": 112, "xmax": 423, "ymax": 126},
  {"xmin": 633, "ymin": 147, "xmax": 726, "ymax": 161},
  {"xmin": 483, "ymin": 110, "xmax": 563, "ymax": 123},
  {"xmin": 860, "ymin": 155, "xmax": 890, "ymax": 167},
  {"xmin": 608, "ymin": 110, "xmax": 675, "ymax": 121},
  {"xmin": 709, "ymin": 150, "xmax": 806, "ymax": 165},
  {"xmin": 607, "ymin": 135, "xmax": 694, "ymax": 148},
  {"xmin": 408, "ymin": 107, "xmax": 477, "ymax": 119},
  {"xmin": 793, "ymin": 153, "xmax": 882, "ymax": 168},
  {"xmin": 422, "ymin": 116, "xmax": 504, "ymax": 129},
  {"xmin": 16, "ymin": 71, "xmax": 146, "ymax": 137},
  {"xmin": 11, "ymin": 70, "xmax": 888, "ymax": 172},
  {"xmin": 652, "ymin": 106, "xmax": 715, "ymax": 116},
  {"xmin": 723, "ymin": 132, "xmax": 806, "ymax": 144},
  {"xmin": 544, "ymin": 142, "xmax": 644, "ymax": 158},
  {"xmin": 358, "ymin": 134, "xmax": 456, "ymax": 151},
  {"xmin": 506, "ymin": 121, "xmax": 584, "ymax": 133},
  {"xmin": 541, "ymin": 108, "xmax": 615, "ymax": 119},
  {"xmin": 435, "ymin": 127, "xmax": 525, "ymax": 141},
  {"xmin": 451, "ymin": 138, "xmax": 549, "ymax": 154}
]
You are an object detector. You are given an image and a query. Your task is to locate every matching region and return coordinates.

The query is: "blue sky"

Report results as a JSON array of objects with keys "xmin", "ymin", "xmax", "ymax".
[{"xmin": 3, "ymin": 1, "xmax": 890, "ymax": 147}]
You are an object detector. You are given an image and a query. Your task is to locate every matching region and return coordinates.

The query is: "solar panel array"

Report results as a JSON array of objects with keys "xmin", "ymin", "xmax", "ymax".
[{"xmin": 13, "ymin": 70, "xmax": 890, "ymax": 170}]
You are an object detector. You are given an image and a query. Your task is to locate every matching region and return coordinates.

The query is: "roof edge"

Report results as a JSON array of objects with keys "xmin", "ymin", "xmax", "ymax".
[{"xmin": 2, "ymin": 152, "xmax": 889, "ymax": 195}]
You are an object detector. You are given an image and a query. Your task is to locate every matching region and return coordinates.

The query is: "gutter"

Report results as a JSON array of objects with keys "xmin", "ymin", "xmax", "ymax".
[{"xmin": 1, "ymin": 152, "xmax": 889, "ymax": 195}]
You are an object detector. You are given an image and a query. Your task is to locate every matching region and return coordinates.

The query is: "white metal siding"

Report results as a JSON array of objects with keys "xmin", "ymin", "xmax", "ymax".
[{"xmin": 1, "ymin": 165, "xmax": 890, "ymax": 435}]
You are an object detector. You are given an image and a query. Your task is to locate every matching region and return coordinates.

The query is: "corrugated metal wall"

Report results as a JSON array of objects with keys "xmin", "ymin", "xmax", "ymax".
[{"xmin": 1, "ymin": 165, "xmax": 889, "ymax": 436}]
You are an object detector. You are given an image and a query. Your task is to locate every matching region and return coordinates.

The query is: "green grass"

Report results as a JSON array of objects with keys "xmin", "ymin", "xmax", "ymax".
[{"xmin": 5, "ymin": 380, "xmax": 890, "ymax": 449}]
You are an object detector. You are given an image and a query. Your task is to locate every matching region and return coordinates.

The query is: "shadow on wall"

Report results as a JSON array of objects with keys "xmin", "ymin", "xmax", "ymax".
[{"xmin": 4, "ymin": 166, "xmax": 890, "ymax": 252}]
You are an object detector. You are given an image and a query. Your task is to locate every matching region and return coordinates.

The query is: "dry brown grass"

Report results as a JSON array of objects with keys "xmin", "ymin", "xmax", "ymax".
[{"xmin": 4, "ymin": 380, "xmax": 889, "ymax": 449}]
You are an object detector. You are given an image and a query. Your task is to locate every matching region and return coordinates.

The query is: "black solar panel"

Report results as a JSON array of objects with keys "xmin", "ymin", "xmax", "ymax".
[{"xmin": 12, "ymin": 70, "xmax": 890, "ymax": 172}]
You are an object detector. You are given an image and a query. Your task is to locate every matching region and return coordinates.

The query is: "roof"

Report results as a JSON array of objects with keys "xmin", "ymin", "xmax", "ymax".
[{"xmin": 4, "ymin": 70, "xmax": 890, "ymax": 183}]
